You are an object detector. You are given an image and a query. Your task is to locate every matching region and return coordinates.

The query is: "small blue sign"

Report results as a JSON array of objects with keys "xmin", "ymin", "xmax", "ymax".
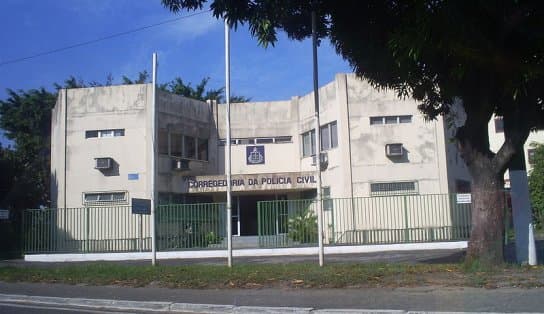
[
  {"xmin": 128, "ymin": 173, "xmax": 139, "ymax": 180},
  {"xmin": 132, "ymin": 198, "xmax": 151, "ymax": 215},
  {"xmin": 246, "ymin": 145, "xmax": 265, "ymax": 165}
]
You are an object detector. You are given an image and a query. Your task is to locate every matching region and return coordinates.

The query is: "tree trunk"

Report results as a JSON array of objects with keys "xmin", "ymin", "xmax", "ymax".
[{"xmin": 466, "ymin": 171, "xmax": 505, "ymax": 264}]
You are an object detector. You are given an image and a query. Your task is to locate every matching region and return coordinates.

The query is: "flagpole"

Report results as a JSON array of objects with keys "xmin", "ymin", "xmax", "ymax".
[
  {"xmin": 312, "ymin": 9, "xmax": 324, "ymax": 267},
  {"xmin": 151, "ymin": 52, "xmax": 157, "ymax": 266},
  {"xmin": 225, "ymin": 18, "xmax": 233, "ymax": 268}
]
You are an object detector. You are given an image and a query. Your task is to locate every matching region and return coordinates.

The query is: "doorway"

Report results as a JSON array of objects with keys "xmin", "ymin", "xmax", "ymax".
[{"xmin": 237, "ymin": 195, "xmax": 275, "ymax": 236}]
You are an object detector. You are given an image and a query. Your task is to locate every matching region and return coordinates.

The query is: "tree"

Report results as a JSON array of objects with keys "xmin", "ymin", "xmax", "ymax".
[
  {"xmin": 529, "ymin": 143, "xmax": 544, "ymax": 230},
  {"xmin": 162, "ymin": 0, "xmax": 544, "ymax": 264},
  {"xmin": 159, "ymin": 77, "xmax": 250, "ymax": 102},
  {"xmin": 0, "ymin": 88, "xmax": 56, "ymax": 209}
]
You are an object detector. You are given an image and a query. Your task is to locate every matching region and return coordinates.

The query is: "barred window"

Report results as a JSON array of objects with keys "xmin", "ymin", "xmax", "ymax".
[
  {"xmin": 85, "ymin": 129, "xmax": 124, "ymax": 138},
  {"xmin": 370, "ymin": 115, "xmax": 412, "ymax": 125},
  {"xmin": 370, "ymin": 181, "xmax": 418, "ymax": 196},
  {"xmin": 83, "ymin": 191, "xmax": 128, "ymax": 206}
]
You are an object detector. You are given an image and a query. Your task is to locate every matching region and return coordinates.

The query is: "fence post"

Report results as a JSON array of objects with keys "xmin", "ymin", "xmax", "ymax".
[
  {"xmin": 403, "ymin": 195, "xmax": 409, "ymax": 242},
  {"xmin": 20, "ymin": 210, "xmax": 25, "ymax": 256}
]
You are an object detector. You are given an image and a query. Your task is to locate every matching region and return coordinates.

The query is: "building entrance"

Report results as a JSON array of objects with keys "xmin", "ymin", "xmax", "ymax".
[{"xmin": 235, "ymin": 195, "xmax": 277, "ymax": 236}]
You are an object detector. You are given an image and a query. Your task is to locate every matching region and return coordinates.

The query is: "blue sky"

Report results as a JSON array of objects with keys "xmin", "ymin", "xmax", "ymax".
[{"xmin": 0, "ymin": 0, "xmax": 351, "ymax": 146}]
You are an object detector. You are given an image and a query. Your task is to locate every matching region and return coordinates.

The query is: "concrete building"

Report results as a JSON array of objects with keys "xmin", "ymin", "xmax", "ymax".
[
  {"xmin": 50, "ymin": 74, "xmax": 476, "ymax": 236},
  {"xmin": 50, "ymin": 73, "xmax": 544, "ymax": 247}
]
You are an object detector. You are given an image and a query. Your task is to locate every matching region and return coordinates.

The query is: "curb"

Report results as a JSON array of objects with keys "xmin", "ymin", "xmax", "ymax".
[{"xmin": 1, "ymin": 293, "xmax": 543, "ymax": 314}]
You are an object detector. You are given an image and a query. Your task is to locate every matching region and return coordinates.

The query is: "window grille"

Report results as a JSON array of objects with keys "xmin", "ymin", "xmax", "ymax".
[
  {"xmin": 83, "ymin": 191, "xmax": 128, "ymax": 206},
  {"xmin": 370, "ymin": 181, "xmax": 418, "ymax": 196}
]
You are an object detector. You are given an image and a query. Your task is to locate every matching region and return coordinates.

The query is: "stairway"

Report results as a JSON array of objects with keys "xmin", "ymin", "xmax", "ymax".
[{"xmin": 227, "ymin": 236, "xmax": 260, "ymax": 249}]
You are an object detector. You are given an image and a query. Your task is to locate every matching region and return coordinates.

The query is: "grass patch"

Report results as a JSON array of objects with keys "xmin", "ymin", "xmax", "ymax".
[{"xmin": 0, "ymin": 262, "xmax": 542, "ymax": 289}]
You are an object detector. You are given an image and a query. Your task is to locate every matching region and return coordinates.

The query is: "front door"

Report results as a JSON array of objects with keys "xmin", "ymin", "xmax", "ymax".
[{"xmin": 239, "ymin": 195, "xmax": 275, "ymax": 236}]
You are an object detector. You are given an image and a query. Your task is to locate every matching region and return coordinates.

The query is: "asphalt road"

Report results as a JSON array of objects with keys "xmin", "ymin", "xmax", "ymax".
[
  {"xmin": 1, "ymin": 281, "xmax": 544, "ymax": 313},
  {"xmin": 0, "ymin": 302, "xmax": 137, "ymax": 314}
]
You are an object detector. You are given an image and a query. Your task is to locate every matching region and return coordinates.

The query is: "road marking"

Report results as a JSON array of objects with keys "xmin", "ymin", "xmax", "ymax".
[{"xmin": 0, "ymin": 302, "xmax": 136, "ymax": 314}]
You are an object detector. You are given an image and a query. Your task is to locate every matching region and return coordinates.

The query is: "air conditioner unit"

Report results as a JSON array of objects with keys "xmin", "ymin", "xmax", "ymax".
[
  {"xmin": 311, "ymin": 152, "xmax": 329, "ymax": 170},
  {"xmin": 385, "ymin": 143, "xmax": 404, "ymax": 157},
  {"xmin": 94, "ymin": 157, "xmax": 112, "ymax": 169},
  {"xmin": 172, "ymin": 158, "xmax": 190, "ymax": 171}
]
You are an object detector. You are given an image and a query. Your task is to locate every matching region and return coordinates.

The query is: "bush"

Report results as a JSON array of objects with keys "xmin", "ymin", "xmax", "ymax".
[
  {"xmin": 288, "ymin": 207, "xmax": 318, "ymax": 243},
  {"xmin": 529, "ymin": 143, "xmax": 544, "ymax": 230}
]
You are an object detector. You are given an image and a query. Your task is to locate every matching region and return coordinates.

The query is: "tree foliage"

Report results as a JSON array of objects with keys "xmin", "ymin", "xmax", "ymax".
[
  {"xmin": 0, "ymin": 88, "xmax": 56, "ymax": 209},
  {"xmin": 529, "ymin": 143, "xmax": 544, "ymax": 230},
  {"xmin": 162, "ymin": 0, "xmax": 544, "ymax": 264},
  {"xmin": 0, "ymin": 73, "xmax": 249, "ymax": 211}
]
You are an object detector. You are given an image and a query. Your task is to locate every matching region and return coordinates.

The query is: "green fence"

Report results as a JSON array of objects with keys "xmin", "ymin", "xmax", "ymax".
[
  {"xmin": 257, "ymin": 194, "xmax": 473, "ymax": 248},
  {"xmin": 22, "ymin": 203, "xmax": 227, "ymax": 254},
  {"xmin": 156, "ymin": 203, "xmax": 226, "ymax": 251},
  {"xmin": 23, "ymin": 206, "xmax": 151, "ymax": 254}
]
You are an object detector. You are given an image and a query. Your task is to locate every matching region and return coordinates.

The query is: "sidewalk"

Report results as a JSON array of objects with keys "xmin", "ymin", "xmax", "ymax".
[{"xmin": 0, "ymin": 281, "xmax": 543, "ymax": 313}]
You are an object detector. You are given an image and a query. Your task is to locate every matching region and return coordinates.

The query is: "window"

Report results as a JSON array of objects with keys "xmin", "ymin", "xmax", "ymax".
[
  {"xmin": 239, "ymin": 138, "xmax": 255, "ymax": 145},
  {"xmin": 370, "ymin": 116, "xmax": 384, "ymax": 125},
  {"xmin": 170, "ymin": 133, "xmax": 182, "ymax": 157},
  {"xmin": 198, "ymin": 138, "xmax": 208, "ymax": 161},
  {"xmin": 302, "ymin": 129, "xmax": 316, "ymax": 157},
  {"xmin": 85, "ymin": 129, "xmax": 125, "ymax": 139},
  {"xmin": 330, "ymin": 122, "xmax": 338, "ymax": 148},
  {"xmin": 256, "ymin": 138, "xmax": 274, "ymax": 144},
  {"xmin": 320, "ymin": 121, "xmax": 338, "ymax": 151},
  {"xmin": 158, "ymin": 130, "xmax": 168, "ymax": 155},
  {"xmin": 399, "ymin": 115, "xmax": 412, "ymax": 123},
  {"xmin": 320, "ymin": 125, "xmax": 330, "ymax": 150},
  {"xmin": 183, "ymin": 136, "xmax": 196, "ymax": 159},
  {"xmin": 370, "ymin": 181, "xmax": 418, "ymax": 196},
  {"xmin": 494, "ymin": 117, "xmax": 504, "ymax": 133},
  {"xmin": 83, "ymin": 191, "xmax": 127, "ymax": 206},
  {"xmin": 528, "ymin": 149, "xmax": 536, "ymax": 165},
  {"xmin": 370, "ymin": 115, "xmax": 412, "ymax": 125},
  {"xmin": 275, "ymin": 136, "xmax": 292, "ymax": 143},
  {"xmin": 385, "ymin": 116, "xmax": 398, "ymax": 124},
  {"xmin": 218, "ymin": 136, "xmax": 292, "ymax": 146}
]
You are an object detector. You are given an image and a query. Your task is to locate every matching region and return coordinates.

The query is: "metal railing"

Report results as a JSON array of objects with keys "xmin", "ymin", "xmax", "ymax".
[
  {"xmin": 257, "ymin": 194, "xmax": 473, "ymax": 248},
  {"xmin": 22, "ymin": 206, "xmax": 151, "ymax": 254},
  {"xmin": 22, "ymin": 203, "xmax": 227, "ymax": 254},
  {"xmin": 23, "ymin": 194, "xmax": 480, "ymax": 254},
  {"xmin": 156, "ymin": 203, "xmax": 226, "ymax": 251}
]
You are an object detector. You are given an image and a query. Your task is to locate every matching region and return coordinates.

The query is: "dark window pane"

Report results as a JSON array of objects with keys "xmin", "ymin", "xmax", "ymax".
[
  {"xmin": 184, "ymin": 136, "xmax": 196, "ymax": 159},
  {"xmin": 275, "ymin": 136, "xmax": 292, "ymax": 143},
  {"xmin": 494, "ymin": 118, "xmax": 504, "ymax": 133},
  {"xmin": 370, "ymin": 117, "xmax": 383, "ymax": 125},
  {"xmin": 256, "ymin": 138, "xmax": 274, "ymax": 144},
  {"xmin": 399, "ymin": 115, "xmax": 412, "ymax": 123},
  {"xmin": 385, "ymin": 116, "xmax": 398, "ymax": 124},
  {"xmin": 198, "ymin": 138, "xmax": 208, "ymax": 161},
  {"xmin": 158, "ymin": 130, "xmax": 168, "ymax": 154},
  {"xmin": 320, "ymin": 125, "xmax": 330, "ymax": 150},
  {"xmin": 171, "ymin": 133, "xmax": 182, "ymax": 157},
  {"xmin": 330, "ymin": 121, "xmax": 338, "ymax": 148},
  {"xmin": 85, "ymin": 130, "xmax": 99, "ymax": 138}
]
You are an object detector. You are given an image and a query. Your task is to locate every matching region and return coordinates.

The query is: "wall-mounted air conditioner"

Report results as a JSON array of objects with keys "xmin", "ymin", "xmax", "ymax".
[
  {"xmin": 385, "ymin": 143, "xmax": 404, "ymax": 157},
  {"xmin": 94, "ymin": 157, "xmax": 113, "ymax": 169},
  {"xmin": 311, "ymin": 152, "xmax": 329, "ymax": 171},
  {"xmin": 172, "ymin": 158, "xmax": 190, "ymax": 171}
]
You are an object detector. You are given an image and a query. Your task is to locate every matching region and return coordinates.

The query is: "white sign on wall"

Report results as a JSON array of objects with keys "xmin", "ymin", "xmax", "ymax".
[
  {"xmin": 456, "ymin": 193, "xmax": 472, "ymax": 204},
  {"xmin": 0, "ymin": 209, "xmax": 9, "ymax": 220}
]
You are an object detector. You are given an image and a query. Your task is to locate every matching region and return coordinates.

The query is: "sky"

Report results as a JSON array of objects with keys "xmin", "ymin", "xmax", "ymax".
[{"xmin": 0, "ymin": 0, "xmax": 352, "ymax": 147}]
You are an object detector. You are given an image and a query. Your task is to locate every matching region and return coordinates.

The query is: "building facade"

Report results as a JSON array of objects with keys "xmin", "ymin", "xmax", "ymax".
[{"xmin": 51, "ymin": 73, "xmax": 540, "ymax": 240}]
